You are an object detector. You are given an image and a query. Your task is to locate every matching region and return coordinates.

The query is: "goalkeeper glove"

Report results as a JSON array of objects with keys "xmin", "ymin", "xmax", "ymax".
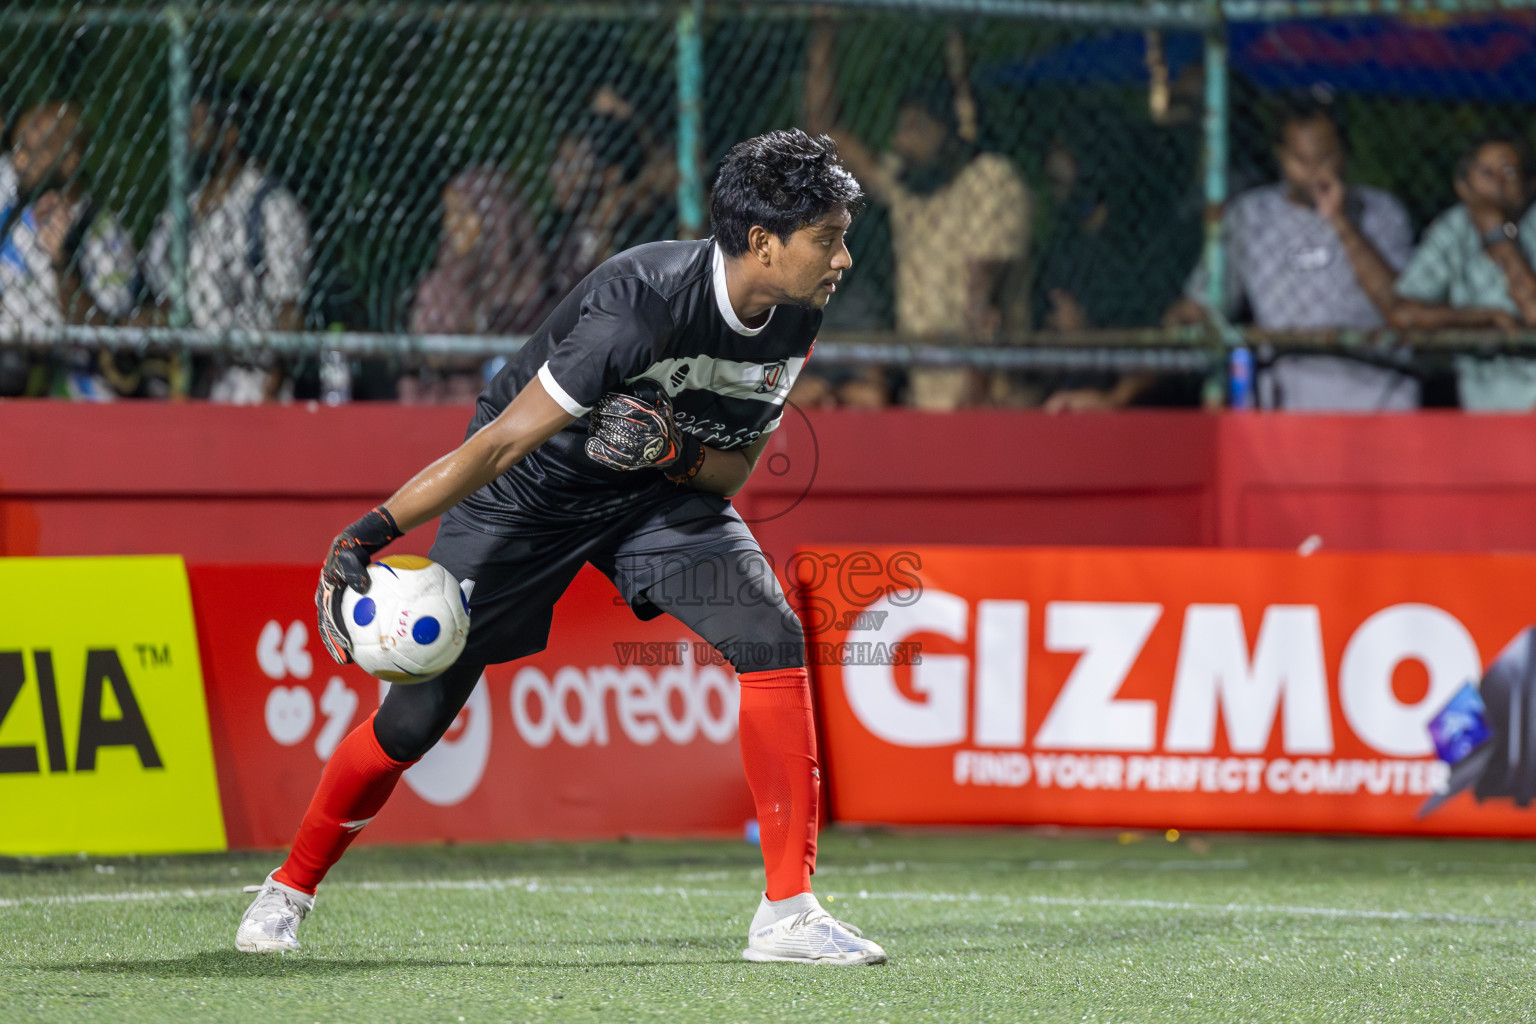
[
  {"xmin": 314, "ymin": 506, "xmax": 403, "ymax": 664},
  {"xmin": 584, "ymin": 381, "xmax": 704, "ymax": 480}
]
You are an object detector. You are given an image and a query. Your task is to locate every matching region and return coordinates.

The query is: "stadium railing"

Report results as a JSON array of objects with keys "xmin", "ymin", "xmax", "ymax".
[{"xmin": 1, "ymin": 0, "xmax": 1535, "ymax": 400}]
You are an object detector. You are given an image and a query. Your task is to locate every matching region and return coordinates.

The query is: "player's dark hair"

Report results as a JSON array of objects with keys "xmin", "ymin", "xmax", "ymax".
[
  {"xmin": 710, "ymin": 129, "xmax": 863, "ymax": 257},
  {"xmin": 1457, "ymin": 134, "xmax": 1531, "ymax": 181}
]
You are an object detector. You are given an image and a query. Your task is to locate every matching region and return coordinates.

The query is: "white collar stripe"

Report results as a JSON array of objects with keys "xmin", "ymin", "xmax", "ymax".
[{"xmin": 712, "ymin": 243, "xmax": 774, "ymax": 336}]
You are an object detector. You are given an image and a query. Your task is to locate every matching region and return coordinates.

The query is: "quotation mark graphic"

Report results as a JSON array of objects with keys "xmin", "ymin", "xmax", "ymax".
[
  {"xmin": 258, "ymin": 620, "xmax": 313, "ymax": 680},
  {"xmin": 258, "ymin": 619, "xmax": 357, "ymax": 759}
]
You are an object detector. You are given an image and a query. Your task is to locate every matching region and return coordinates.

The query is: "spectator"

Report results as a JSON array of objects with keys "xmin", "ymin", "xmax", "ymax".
[
  {"xmin": 546, "ymin": 113, "xmax": 646, "ymax": 299},
  {"xmin": 0, "ymin": 101, "xmax": 137, "ymax": 399},
  {"xmin": 143, "ymin": 85, "xmax": 312, "ymax": 403},
  {"xmin": 1165, "ymin": 98, "xmax": 1417, "ymax": 411},
  {"xmin": 1056, "ymin": 99, "xmax": 1414, "ymax": 411},
  {"xmin": 586, "ymin": 82, "xmax": 677, "ymax": 241},
  {"xmin": 1391, "ymin": 136, "xmax": 1536, "ymax": 410},
  {"xmin": 405, "ymin": 166, "xmax": 545, "ymax": 403},
  {"xmin": 410, "ymin": 166, "xmax": 544, "ymax": 335},
  {"xmin": 0, "ymin": 106, "xmax": 22, "ymax": 395},
  {"xmin": 805, "ymin": 23, "xmax": 1029, "ymax": 410}
]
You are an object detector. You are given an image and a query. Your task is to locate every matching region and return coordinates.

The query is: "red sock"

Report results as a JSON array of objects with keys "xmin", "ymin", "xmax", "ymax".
[
  {"xmin": 738, "ymin": 667, "xmax": 819, "ymax": 901},
  {"xmin": 273, "ymin": 713, "xmax": 414, "ymax": 894}
]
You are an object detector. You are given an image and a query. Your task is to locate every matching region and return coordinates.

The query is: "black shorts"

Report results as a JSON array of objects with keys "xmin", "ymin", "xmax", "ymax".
[{"xmin": 428, "ymin": 485, "xmax": 763, "ymax": 666}]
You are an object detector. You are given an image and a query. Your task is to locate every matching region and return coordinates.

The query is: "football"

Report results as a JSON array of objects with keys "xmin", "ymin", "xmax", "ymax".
[{"xmin": 340, "ymin": 555, "xmax": 470, "ymax": 682}]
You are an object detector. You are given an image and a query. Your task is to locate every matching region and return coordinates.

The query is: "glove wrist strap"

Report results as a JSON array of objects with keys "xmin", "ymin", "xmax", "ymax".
[
  {"xmin": 373, "ymin": 505, "xmax": 403, "ymax": 541},
  {"xmin": 665, "ymin": 436, "xmax": 706, "ymax": 483},
  {"xmin": 351, "ymin": 505, "xmax": 404, "ymax": 548}
]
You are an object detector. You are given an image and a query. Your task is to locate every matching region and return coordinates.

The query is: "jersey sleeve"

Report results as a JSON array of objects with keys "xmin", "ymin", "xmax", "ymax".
[{"xmin": 538, "ymin": 277, "xmax": 675, "ymax": 416}]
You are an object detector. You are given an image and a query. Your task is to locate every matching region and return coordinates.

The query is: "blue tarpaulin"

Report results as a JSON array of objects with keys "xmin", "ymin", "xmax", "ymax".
[{"xmin": 989, "ymin": 15, "xmax": 1536, "ymax": 102}]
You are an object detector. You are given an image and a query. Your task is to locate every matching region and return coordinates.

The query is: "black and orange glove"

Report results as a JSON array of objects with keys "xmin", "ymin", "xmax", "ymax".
[
  {"xmin": 584, "ymin": 380, "xmax": 704, "ymax": 480},
  {"xmin": 314, "ymin": 506, "xmax": 403, "ymax": 664}
]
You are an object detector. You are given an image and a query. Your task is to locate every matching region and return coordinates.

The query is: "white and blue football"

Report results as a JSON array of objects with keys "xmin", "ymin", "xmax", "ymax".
[{"xmin": 340, "ymin": 555, "xmax": 470, "ymax": 683}]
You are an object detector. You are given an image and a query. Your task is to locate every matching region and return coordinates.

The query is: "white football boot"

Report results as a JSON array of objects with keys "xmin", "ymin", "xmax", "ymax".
[
  {"xmin": 235, "ymin": 872, "xmax": 314, "ymax": 952},
  {"xmin": 743, "ymin": 892, "xmax": 887, "ymax": 965}
]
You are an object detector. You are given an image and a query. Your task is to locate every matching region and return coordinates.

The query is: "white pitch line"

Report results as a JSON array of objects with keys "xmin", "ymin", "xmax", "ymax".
[
  {"xmin": 1, "ymin": 878, "xmax": 1532, "ymax": 930},
  {"xmin": 1020, "ymin": 894, "xmax": 1536, "ymax": 929}
]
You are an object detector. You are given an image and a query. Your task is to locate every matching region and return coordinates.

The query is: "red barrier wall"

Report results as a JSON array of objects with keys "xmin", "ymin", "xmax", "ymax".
[
  {"xmin": 190, "ymin": 563, "xmax": 753, "ymax": 849},
  {"xmin": 7, "ymin": 402, "xmax": 1536, "ymax": 560}
]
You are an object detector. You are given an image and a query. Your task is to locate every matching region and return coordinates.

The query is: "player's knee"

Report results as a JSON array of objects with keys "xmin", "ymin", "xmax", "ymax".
[
  {"xmin": 722, "ymin": 606, "xmax": 806, "ymax": 673},
  {"xmin": 371, "ymin": 703, "xmax": 449, "ymax": 762},
  {"xmin": 372, "ymin": 662, "xmax": 484, "ymax": 762}
]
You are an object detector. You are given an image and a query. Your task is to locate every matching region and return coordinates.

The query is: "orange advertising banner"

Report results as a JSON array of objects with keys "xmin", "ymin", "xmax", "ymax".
[{"xmin": 797, "ymin": 546, "xmax": 1536, "ymax": 836}]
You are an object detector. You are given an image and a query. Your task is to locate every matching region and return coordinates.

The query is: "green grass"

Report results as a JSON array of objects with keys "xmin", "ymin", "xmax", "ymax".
[{"xmin": 3, "ymin": 830, "xmax": 1536, "ymax": 1023}]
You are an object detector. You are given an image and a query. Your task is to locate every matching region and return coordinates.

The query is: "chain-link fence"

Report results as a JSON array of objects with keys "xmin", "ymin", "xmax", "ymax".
[{"xmin": 2, "ymin": 1, "xmax": 1535, "ymax": 407}]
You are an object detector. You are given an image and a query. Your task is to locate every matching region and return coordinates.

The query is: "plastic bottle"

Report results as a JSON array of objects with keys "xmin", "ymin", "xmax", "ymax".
[{"xmin": 1228, "ymin": 346, "xmax": 1254, "ymax": 411}]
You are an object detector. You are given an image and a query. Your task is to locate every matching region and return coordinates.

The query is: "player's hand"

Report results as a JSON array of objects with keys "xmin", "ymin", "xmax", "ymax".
[
  {"xmin": 584, "ymin": 381, "xmax": 701, "ymax": 476},
  {"xmin": 314, "ymin": 506, "xmax": 404, "ymax": 664}
]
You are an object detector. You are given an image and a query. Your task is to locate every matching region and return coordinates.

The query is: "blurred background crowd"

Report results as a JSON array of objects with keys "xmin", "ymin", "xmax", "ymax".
[{"xmin": 3, "ymin": 2, "xmax": 1536, "ymax": 412}]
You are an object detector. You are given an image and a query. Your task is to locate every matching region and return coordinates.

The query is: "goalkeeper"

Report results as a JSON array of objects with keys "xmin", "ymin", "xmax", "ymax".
[{"xmin": 237, "ymin": 129, "xmax": 886, "ymax": 966}]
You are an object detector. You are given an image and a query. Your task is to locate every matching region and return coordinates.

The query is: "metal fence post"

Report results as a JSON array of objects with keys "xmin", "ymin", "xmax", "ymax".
[
  {"xmin": 1201, "ymin": 0, "xmax": 1238, "ymax": 403},
  {"xmin": 675, "ymin": 0, "xmax": 705, "ymax": 240},
  {"xmin": 164, "ymin": 4, "xmax": 194, "ymax": 398},
  {"xmin": 165, "ymin": 4, "xmax": 192, "ymax": 332}
]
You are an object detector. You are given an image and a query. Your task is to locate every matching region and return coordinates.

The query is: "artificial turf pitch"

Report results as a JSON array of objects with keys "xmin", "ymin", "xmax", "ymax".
[{"xmin": 3, "ymin": 830, "xmax": 1534, "ymax": 1023}]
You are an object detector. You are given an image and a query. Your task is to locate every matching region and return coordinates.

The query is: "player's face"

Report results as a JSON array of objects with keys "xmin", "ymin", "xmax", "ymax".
[{"xmin": 774, "ymin": 209, "xmax": 853, "ymax": 309}]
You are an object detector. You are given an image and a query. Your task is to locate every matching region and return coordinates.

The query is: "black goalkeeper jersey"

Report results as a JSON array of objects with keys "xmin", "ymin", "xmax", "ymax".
[{"xmin": 457, "ymin": 238, "xmax": 819, "ymax": 527}]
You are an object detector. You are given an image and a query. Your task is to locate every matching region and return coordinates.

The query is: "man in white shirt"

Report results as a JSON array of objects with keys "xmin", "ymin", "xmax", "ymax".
[
  {"xmin": 0, "ymin": 102, "xmax": 137, "ymax": 331},
  {"xmin": 143, "ymin": 87, "xmax": 312, "ymax": 402}
]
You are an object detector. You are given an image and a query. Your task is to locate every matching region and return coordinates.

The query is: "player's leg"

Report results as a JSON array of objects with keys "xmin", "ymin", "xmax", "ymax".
[
  {"xmin": 618, "ymin": 505, "xmax": 886, "ymax": 965},
  {"xmin": 640, "ymin": 550, "xmax": 818, "ymax": 899},
  {"xmin": 239, "ymin": 509, "xmax": 589, "ymax": 952},
  {"xmin": 278, "ymin": 656, "xmax": 487, "ymax": 889},
  {"xmin": 235, "ymin": 655, "xmax": 484, "ymax": 952}
]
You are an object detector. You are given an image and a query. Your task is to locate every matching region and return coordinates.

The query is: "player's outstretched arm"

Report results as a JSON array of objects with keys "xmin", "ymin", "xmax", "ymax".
[
  {"xmin": 382, "ymin": 376, "xmax": 575, "ymax": 533},
  {"xmin": 315, "ymin": 377, "xmax": 573, "ymax": 665}
]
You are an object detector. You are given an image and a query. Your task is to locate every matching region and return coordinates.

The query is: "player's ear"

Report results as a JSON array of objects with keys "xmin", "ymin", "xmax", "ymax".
[{"xmin": 746, "ymin": 224, "xmax": 774, "ymax": 266}]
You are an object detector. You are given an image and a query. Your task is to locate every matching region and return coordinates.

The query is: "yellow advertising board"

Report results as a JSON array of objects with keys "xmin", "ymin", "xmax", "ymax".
[{"xmin": 0, "ymin": 556, "xmax": 226, "ymax": 854}]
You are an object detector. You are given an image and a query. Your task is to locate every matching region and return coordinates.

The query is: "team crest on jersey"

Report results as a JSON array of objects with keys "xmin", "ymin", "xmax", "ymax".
[{"xmin": 753, "ymin": 359, "xmax": 789, "ymax": 394}]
